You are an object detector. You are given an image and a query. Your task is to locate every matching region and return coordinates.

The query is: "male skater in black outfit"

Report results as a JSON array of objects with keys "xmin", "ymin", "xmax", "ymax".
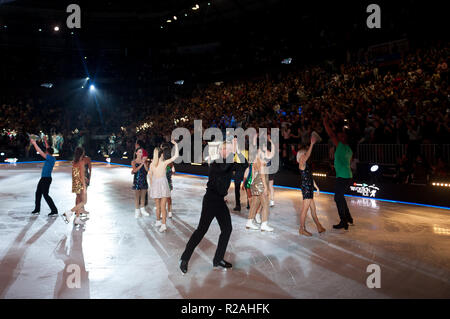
[
  {"xmin": 232, "ymin": 142, "xmax": 248, "ymax": 212},
  {"xmin": 180, "ymin": 138, "xmax": 237, "ymax": 273}
]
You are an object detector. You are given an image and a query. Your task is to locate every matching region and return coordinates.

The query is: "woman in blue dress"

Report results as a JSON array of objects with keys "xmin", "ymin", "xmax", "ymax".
[
  {"xmin": 298, "ymin": 135, "xmax": 326, "ymax": 237},
  {"xmin": 132, "ymin": 148, "xmax": 150, "ymax": 218}
]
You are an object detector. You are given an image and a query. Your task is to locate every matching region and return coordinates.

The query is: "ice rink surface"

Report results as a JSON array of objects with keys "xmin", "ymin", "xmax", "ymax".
[{"xmin": 0, "ymin": 162, "xmax": 449, "ymax": 299}]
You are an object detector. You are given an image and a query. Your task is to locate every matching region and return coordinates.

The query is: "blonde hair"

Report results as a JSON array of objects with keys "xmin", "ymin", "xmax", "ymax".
[
  {"xmin": 152, "ymin": 148, "xmax": 161, "ymax": 167},
  {"xmin": 253, "ymin": 155, "xmax": 262, "ymax": 172}
]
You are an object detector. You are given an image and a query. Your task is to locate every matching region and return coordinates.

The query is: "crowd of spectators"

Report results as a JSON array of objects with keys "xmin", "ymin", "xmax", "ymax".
[{"xmin": 1, "ymin": 43, "xmax": 449, "ymax": 183}]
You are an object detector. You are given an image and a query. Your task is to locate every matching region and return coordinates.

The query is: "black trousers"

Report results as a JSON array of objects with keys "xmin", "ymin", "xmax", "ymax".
[
  {"xmin": 234, "ymin": 179, "xmax": 242, "ymax": 207},
  {"xmin": 34, "ymin": 177, "xmax": 58, "ymax": 213},
  {"xmin": 181, "ymin": 193, "xmax": 232, "ymax": 264},
  {"xmin": 233, "ymin": 164, "xmax": 246, "ymax": 208},
  {"xmin": 334, "ymin": 178, "xmax": 352, "ymax": 224}
]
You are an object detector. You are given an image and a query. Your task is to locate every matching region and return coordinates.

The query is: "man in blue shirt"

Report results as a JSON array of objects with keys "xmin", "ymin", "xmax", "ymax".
[{"xmin": 30, "ymin": 137, "xmax": 58, "ymax": 217}]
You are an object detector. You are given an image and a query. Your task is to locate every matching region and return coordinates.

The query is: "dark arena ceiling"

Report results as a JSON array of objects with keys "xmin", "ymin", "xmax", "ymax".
[{"xmin": 1, "ymin": 0, "xmax": 447, "ymax": 49}]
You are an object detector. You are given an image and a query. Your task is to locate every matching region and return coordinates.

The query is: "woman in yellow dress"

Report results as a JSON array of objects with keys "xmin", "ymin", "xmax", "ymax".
[{"xmin": 62, "ymin": 147, "xmax": 87, "ymax": 226}]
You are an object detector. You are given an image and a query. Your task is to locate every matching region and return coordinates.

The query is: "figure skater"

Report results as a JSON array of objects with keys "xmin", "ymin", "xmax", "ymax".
[
  {"xmin": 62, "ymin": 147, "xmax": 87, "ymax": 226},
  {"xmin": 166, "ymin": 162, "xmax": 175, "ymax": 218},
  {"xmin": 323, "ymin": 113, "xmax": 354, "ymax": 230},
  {"xmin": 265, "ymin": 135, "xmax": 276, "ymax": 207},
  {"xmin": 160, "ymin": 142, "xmax": 175, "ymax": 218},
  {"xmin": 78, "ymin": 153, "xmax": 92, "ymax": 218},
  {"xmin": 30, "ymin": 136, "xmax": 58, "ymax": 216},
  {"xmin": 243, "ymin": 153, "xmax": 274, "ymax": 232},
  {"xmin": 149, "ymin": 140, "xmax": 179, "ymax": 232},
  {"xmin": 297, "ymin": 135, "xmax": 326, "ymax": 236},
  {"xmin": 180, "ymin": 138, "xmax": 237, "ymax": 274},
  {"xmin": 232, "ymin": 142, "xmax": 248, "ymax": 212},
  {"xmin": 132, "ymin": 148, "xmax": 150, "ymax": 218}
]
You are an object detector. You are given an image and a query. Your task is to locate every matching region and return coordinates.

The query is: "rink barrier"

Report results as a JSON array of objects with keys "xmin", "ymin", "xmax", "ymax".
[{"xmin": 4, "ymin": 160, "xmax": 449, "ymax": 210}]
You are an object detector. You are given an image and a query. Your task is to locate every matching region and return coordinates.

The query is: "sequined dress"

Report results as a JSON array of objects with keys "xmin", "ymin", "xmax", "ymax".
[
  {"xmin": 132, "ymin": 162, "xmax": 148, "ymax": 190},
  {"xmin": 250, "ymin": 171, "xmax": 268, "ymax": 196},
  {"xmin": 299, "ymin": 162, "xmax": 314, "ymax": 199},
  {"xmin": 72, "ymin": 166, "xmax": 84, "ymax": 194}
]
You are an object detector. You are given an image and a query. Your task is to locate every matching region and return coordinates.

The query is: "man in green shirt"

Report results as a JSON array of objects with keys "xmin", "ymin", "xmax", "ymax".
[{"xmin": 323, "ymin": 114, "xmax": 354, "ymax": 230}]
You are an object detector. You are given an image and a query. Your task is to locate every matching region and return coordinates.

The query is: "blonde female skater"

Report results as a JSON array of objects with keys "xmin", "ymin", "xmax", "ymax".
[
  {"xmin": 297, "ymin": 135, "xmax": 326, "ymax": 236},
  {"xmin": 242, "ymin": 151, "xmax": 274, "ymax": 232},
  {"xmin": 149, "ymin": 140, "xmax": 179, "ymax": 232}
]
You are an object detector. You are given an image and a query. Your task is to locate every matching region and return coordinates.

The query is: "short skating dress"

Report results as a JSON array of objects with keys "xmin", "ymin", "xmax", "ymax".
[
  {"xmin": 72, "ymin": 166, "xmax": 84, "ymax": 194},
  {"xmin": 299, "ymin": 162, "xmax": 314, "ymax": 199},
  {"xmin": 132, "ymin": 163, "xmax": 148, "ymax": 190},
  {"xmin": 150, "ymin": 176, "xmax": 171, "ymax": 198}
]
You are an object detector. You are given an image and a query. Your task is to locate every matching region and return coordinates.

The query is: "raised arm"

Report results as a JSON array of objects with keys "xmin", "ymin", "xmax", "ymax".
[
  {"xmin": 30, "ymin": 139, "xmax": 46, "ymax": 159},
  {"xmin": 265, "ymin": 137, "xmax": 276, "ymax": 160},
  {"xmin": 43, "ymin": 136, "xmax": 49, "ymax": 149},
  {"xmin": 322, "ymin": 113, "xmax": 338, "ymax": 147},
  {"xmin": 165, "ymin": 140, "xmax": 179, "ymax": 164},
  {"xmin": 303, "ymin": 135, "xmax": 317, "ymax": 162}
]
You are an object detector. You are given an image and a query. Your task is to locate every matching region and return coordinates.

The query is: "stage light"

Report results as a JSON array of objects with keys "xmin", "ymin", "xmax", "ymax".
[
  {"xmin": 38, "ymin": 28, "xmax": 42, "ymax": 32},
  {"xmin": 208, "ymin": 2, "xmax": 211, "ymax": 5},
  {"xmin": 167, "ymin": 19, "xmax": 172, "ymax": 23},
  {"xmin": 281, "ymin": 58, "xmax": 292, "ymax": 64},
  {"xmin": 173, "ymin": 16, "xmax": 177, "ymax": 20},
  {"xmin": 160, "ymin": 26, "xmax": 163, "ymax": 29},
  {"xmin": 86, "ymin": 77, "xmax": 89, "ymax": 80},
  {"xmin": 54, "ymin": 26, "xmax": 60, "ymax": 31},
  {"xmin": 0, "ymin": 152, "xmax": 4, "ymax": 156},
  {"xmin": 81, "ymin": 86, "xmax": 84, "ymax": 88},
  {"xmin": 89, "ymin": 84, "xmax": 95, "ymax": 91},
  {"xmin": 84, "ymin": 56, "xmax": 87, "ymax": 59},
  {"xmin": 431, "ymin": 182, "xmax": 450, "ymax": 187},
  {"xmin": 370, "ymin": 165, "xmax": 379, "ymax": 172},
  {"xmin": 71, "ymin": 31, "xmax": 74, "ymax": 35},
  {"xmin": 185, "ymin": 13, "xmax": 188, "ymax": 17}
]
